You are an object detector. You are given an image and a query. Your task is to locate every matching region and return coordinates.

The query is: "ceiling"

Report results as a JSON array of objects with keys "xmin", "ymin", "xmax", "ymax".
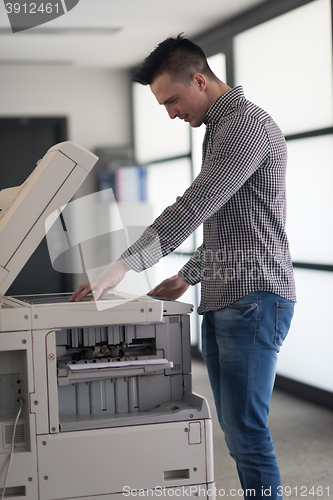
[{"xmin": 0, "ymin": 0, "xmax": 269, "ymax": 69}]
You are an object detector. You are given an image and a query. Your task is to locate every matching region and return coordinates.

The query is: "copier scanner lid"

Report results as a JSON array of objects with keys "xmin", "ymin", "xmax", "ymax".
[{"xmin": 0, "ymin": 141, "xmax": 98, "ymax": 299}]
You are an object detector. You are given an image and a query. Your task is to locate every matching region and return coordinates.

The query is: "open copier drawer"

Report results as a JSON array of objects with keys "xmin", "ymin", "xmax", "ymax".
[{"xmin": 0, "ymin": 142, "xmax": 215, "ymax": 500}]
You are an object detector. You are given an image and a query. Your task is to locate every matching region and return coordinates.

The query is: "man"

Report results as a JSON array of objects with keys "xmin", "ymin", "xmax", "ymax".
[{"xmin": 71, "ymin": 34, "xmax": 296, "ymax": 499}]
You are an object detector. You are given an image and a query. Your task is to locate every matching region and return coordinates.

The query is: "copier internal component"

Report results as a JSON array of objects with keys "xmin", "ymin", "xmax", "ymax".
[{"xmin": 0, "ymin": 142, "xmax": 215, "ymax": 500}]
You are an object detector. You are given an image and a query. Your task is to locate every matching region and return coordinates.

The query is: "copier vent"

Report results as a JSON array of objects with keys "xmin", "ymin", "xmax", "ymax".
[
  {"xmin": 171, "ymin": 363, "xmax": 181, "ymax": 371},
  {"xmin": 1, "ymin": 421, "xmax": 27, "ymax": 452},
  {"xmin": 4, "ymin": 422, "xmax": 26, "ymax": 446}
]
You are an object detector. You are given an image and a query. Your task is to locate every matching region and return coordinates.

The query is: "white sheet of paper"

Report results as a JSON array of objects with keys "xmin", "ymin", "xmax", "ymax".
[{"xmin": 64, "ymin": 358, "xmax": 170, "ymax": 371}]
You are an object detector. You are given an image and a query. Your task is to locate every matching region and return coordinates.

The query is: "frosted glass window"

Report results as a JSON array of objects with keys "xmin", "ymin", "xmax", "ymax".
[
  {"xmin": 146, "ymin": 157, "xmax": 194, "ymax": 253},
  {"xmin": 234, "ymin": 0, "xmax": 333, "ymax": 135},
  {"xmin": 133, "ymin": 83, "xmax": 190, "ymax": 164},
  {"xmin": 207, "ymin": 53, "xmax": 227, "ymax": 84},
  {"xmin": 286, "ymin": 135, "xmax": 333, "ymax": 264},
  {"xmin": 192, "ymin": 53, "xmax": 227, "ymax": 179},
  {"xmin": 192, "ymin": 53, "xmax": 227, "ymax": 249},
  {"xmin": 277, "ymin": 268, "xmax": 333, "ymax": 392}
]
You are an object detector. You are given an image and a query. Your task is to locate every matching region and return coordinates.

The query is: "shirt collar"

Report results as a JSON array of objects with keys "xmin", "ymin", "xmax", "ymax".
[{"xmin": 204, "ymin": 86, "xmax": 245, "ymax": 125}]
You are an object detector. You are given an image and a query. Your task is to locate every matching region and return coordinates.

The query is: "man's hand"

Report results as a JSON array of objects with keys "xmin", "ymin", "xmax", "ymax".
[
  {"xmin": 69, "ymin": 258, "xmax": 130, "ymax": 302},
  {"xmin": 147, "ymin": 273, "xmax": 190, "ymax": 301}
]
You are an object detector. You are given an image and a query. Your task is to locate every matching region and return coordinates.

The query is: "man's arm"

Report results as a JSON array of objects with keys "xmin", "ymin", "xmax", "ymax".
[
  {"xmin": 147, "ymin": 273, "xmax": 190, "ymax": 300},
  {"xmin": 71, "ymin": 116, "xmax": 268, "ymax": 302},
  {"xmin": 147, "ymin": 243, "xmax": 203, "ymax": 300},
  {"xmin": 120, "ymin": 116, "xmax": 269, "ymax": 274}
]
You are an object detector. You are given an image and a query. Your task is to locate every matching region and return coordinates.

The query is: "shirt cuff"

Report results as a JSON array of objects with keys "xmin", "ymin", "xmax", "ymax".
[
  {"xmin": 179, "ymin": 261, "xmax": 201, "ymax": 286},
  {"xmin": 121, "ymin": 228, "xmax": 164, "ymax": 273}
]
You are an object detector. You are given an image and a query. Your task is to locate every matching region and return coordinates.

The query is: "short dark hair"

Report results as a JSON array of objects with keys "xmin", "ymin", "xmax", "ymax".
[{"xmin": 132, "ymin": 33, "xmax": 216, "ymax": 86}]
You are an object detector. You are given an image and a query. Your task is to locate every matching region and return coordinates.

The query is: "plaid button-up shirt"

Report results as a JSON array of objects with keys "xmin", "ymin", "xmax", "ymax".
[{"xmin": 122, "ymin": 86, "xmax": 296, "ymax": 313}]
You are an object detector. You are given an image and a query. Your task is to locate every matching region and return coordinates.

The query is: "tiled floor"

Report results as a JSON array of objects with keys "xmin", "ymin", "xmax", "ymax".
[{"xmin": 191, "ymin": 359, "xmax": 333, "ymax": 500}]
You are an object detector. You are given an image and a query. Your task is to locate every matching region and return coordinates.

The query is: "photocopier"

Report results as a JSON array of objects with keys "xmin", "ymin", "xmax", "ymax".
[{"xmin": 0, "ymin": 142, "xmax": 215, "ymax": 500}]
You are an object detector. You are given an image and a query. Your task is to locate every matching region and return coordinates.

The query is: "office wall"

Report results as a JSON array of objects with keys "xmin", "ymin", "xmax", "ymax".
[
  {"xmin": 0, "ymin": 64, "xmax": 132, "ymax": 292},
  {"xmin": 0, "ymin": 65, "xmax": 131, "ymax": 151}
]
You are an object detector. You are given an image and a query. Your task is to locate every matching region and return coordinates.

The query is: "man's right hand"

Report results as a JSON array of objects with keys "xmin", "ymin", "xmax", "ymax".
[{"xmin": 147, "ymin": 273, "xmax": 190, "ymax": 301}]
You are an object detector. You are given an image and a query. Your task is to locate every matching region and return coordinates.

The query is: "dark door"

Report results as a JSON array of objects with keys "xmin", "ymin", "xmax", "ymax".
[{"xmin": 0, "ymin": 117, "xmax": 74, "ymax": 295}]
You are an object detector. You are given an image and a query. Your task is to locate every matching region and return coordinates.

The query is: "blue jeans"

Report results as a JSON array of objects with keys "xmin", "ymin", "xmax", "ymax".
[{"xmin": 201, "ymin": 291, "xmax": 295, "ymax": 499}]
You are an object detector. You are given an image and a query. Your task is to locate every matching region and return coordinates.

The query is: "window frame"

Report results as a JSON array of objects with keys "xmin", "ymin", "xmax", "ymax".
[{"xmin": 193, "ymin": 0, "xmax": 333, "ymax": 274}]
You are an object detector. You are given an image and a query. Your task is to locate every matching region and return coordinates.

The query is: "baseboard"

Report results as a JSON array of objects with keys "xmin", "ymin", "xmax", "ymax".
[{"xmin": 274, "ymin": 375, "xmax": 333, "ymax": 410}]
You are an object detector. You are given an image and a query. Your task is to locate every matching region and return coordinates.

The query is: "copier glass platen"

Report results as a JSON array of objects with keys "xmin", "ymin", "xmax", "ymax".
[{"xmin": 0, "ymin": 143, "xmax": 215, "ymax": 500}]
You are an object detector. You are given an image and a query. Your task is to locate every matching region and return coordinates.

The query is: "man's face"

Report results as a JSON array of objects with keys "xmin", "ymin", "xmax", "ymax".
[{"xmin": 150, "ymin": 72, "xmax": 208, "ymax": 128}]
